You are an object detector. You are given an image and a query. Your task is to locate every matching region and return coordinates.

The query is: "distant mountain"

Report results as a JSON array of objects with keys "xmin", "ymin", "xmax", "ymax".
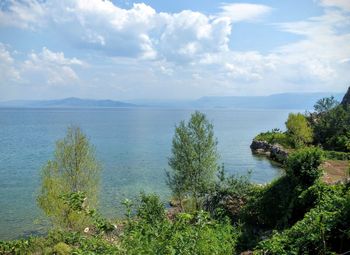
[
  {"xmin": 0, "ymin": 92, "xmax": 345, "ymax": 109},
  {"xmin": 0, "ymin": 97, "xmax": 136, "ymax": 108},
  {"xmin": 192, "ymin": 92, "xmax": 344, "ymax": 110}
]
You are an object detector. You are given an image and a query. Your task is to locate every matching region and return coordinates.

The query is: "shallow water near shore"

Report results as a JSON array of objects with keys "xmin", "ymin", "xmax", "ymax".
[{"xmin": 0, "ymin": 107, "xmax": 293, "ymax": 240}]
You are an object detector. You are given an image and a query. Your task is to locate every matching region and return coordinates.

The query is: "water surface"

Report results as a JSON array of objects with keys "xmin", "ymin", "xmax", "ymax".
[{"xmin": 0, "ymin": 108, "xmax": 291, "ymax": 239}]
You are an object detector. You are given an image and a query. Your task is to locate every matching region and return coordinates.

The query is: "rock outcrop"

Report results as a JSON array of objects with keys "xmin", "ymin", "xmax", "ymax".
[
  {"xmin": 341, "ymin": 86, "xmax": 350, "ymax": 106},
  {"xmin": 250, "ymin": 140, "xmax": 289, "ymax": 164}
]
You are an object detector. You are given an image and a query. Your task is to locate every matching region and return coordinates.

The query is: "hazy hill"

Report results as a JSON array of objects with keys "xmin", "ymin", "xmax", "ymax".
[
  {"xmin": 0, "ymin": 92, "xmax": 344, "ymax": 109},
  {"xmin": 0, "ymin": 97, "xmax": 136, "ymax": 108},
  {"xmin": 192, "ymin": 92, "xmax": 344, "ymax": 110}
]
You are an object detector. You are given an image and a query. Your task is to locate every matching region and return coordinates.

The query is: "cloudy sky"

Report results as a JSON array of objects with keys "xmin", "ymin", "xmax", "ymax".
[{"xmin": 0, "ymin": 0, "xmax": 349, "ymax": 100}]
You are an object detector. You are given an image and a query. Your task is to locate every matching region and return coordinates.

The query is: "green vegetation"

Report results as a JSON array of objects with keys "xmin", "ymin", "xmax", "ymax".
[
  {"xmin": 286, "ymin": 147, "xmax": 324, "ymax": 186},
  {"xmin": 1, "ymin": 90, "xmax": 350, "ymax": 254},
  {"xmin": 255, "ymin": 128, "xmax": 291, "ymax": 148},
  {"xmin": 37, "ymin": 126, "xmax": 101, "ymax": 231},
  {"xmin": 285, "ymin": 113, "xmax": 313, "ymax": 148},
  {"xmin": 313, "ymin": 104, "xmax": 350, "ymax": 152},
  {"xmin": 167, "ymin": 111, "xmax": 219, "ymax": 211}
]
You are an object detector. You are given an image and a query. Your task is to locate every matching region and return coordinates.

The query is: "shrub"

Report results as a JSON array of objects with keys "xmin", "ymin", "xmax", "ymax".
[
  {"xmin": 255, "ymin": 183, "xmax": 350, "ymax": 255},
  {"xmin": 121, "ymin": 194, "xmax": 239, "ymax": 255},
  {"xmin": 255, "ymin": 129, "xmax": 291, "ymax": 148},
  {"xmin": 286, "ymin": 147, "xmax": 324, "ymax": 186},
  {"xmin": 204, "ymin": 167, "xmax": 255, "ymax": 222}
]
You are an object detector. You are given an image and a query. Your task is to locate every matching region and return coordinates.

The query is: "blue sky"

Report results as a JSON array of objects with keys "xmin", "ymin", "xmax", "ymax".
[{"xmin": 0, "ymin": 0, "xmax": 349, "ymax": 100}]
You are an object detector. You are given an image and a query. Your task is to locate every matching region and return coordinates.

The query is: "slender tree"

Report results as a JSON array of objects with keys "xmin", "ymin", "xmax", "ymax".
[
  {"xmin": 37, "ymin": 126, "xmax": 101, "ymax": 230},
  {"xmin": 167, "ymin": 111, "xmax": 219, "ymax": 210}
]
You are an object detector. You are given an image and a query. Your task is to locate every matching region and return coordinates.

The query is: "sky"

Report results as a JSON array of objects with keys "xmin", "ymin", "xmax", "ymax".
[{"xmin": 0, "ymin": 0, "xmax": 349, "ymax": 100}]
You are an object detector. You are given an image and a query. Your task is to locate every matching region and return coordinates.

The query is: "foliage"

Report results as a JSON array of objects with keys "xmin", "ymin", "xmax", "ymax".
[
  {"xmin": 242, "ymin": 176, "xmax": 301, "ymax": 230},
  {"xmin": 323, "ymin": 150, "xmax": 350, "ymax": 160},
  {"xmin": 314, "ymin": 96, "xmax": 339, "ymax": 114},
  {"xmin": 285, "ymin": 113, "xmax": 313, "ymax": 148},
  {"xmin": 0, "ymin": 230, "xmax": 120, "ymax": 255},
  {"xmin": 312, "ymin": 105, "xmax": 350, "ymax": 152},
  {"xmin": 60, "ymin": 191, "xmax": 114, "ymax": 234},
  {"xmin": 136, "ymin": 193, "xmax": 166, "ymax": 224},
  {"xmin": 254, "ymin": 129, "xmax": 291, "ymax": 148},
  {"xmin": 37, "ymin": 126, "xmax": 101, "ymax": 231},
  {"xmin": 167, "ymin": 111, "xmax": 219, "ymax": 210},
  {"xmin": 256, "ymin": 183, "xmax": 350, "ymax": 255},
  {"xmin": 286, "ymin": 147, "xmax": 324, "ymax": 186},
  {"xmin": 121, "ymin": 193, "xmax": 239, "ymax": 255},
  {"xmin": 204, "ymin": 166, "xmax": 256, "ymax": 221}
]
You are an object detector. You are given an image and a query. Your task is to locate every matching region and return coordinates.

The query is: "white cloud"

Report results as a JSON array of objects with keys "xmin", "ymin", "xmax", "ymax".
[
  {"xmin": 276, "ymin": 8, "xmax": 350, "ymax": 83},
  {"xmin": 0, "ymin": 0, "xmax": 233, "ymax": 62},
  {"xmin": 0, "ymin": 43, "xmax": 20, "ymax": 83},
  {"xmin": 0, "ymin": 0, "xmax": 349, "ymax": 98},
  {"xmin": 318, "ymin": 0, "xmax": 350, "ymax": 12},
  {"xmin": 0, "ymin": 0, "xmax": 46, "ymax": 29},
  {"xmin": 218, "ymin": 3, "xmax": 272, "ymax": 22},
  {"xmin": 22, "ymin": 47, "xmax": 83, "ymax": 85}
]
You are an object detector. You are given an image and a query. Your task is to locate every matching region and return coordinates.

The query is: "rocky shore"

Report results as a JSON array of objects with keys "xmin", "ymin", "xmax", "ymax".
[{"xmin": 250, "ymin": 140, "xmax": 289, "ymax": 164}]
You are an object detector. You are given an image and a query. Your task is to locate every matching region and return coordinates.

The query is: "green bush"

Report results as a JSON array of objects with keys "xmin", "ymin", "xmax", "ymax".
[
  {"xmin": 312, "ymin": 105, "xmax": 350, "ymax": 152},
  {"xmin": 255, "ymin": 129, "xmax": 291, "ymax": 148},
  {"xmin": 323, "ymin": 150, "xmax": 350, "ymax": 160},
  {"xmin": 121, "ymin": 194, "xmax": 239, "ymax": 255},
  {"xmin": 204, "ymin": 167, "xmax": 255, "ymax": 222},
  {"xmin": 286, "ymin": 147, "xmax": 324, "ymax": 186},
  {"xmin": 53, "ymin": 242, "xmax": 72, "ymax": 255},
  {"xmin": 255, "ymin": 183, "xmax": 350, "ymax": 255},
  {"xmin": 242, "ymin": 176, "xmax": 300, "ymax": 230}
]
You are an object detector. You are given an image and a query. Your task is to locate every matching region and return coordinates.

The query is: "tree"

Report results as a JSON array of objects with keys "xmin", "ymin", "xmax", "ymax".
[
  {"xmin": 285, "ymin": 113, "xmax": 313, "ymax": 148},
  {"xmin": 167, "ymin": 111, "xmax": 219, "ymax": 210},
  {"xmin": 37, "ymin": 126, "xmax": 101, "ymax": 230},
  {"xmin": 313, "ymin": 96, "xmax": 339, "ymax": 114},
  {"xmin": 312, "ymin": 105, "xmax": 350, "ymax": 152}
]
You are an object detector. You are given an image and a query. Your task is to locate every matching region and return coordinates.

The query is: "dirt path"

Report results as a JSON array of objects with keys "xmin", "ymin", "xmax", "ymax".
[{"xmin": 322, "ymin": 160, "xmax": 349, "ymax": 184}]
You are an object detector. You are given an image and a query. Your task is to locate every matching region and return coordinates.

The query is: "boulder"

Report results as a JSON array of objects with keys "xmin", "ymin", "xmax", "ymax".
[{"xmin": 250, "ymin": 140, "xmax": 289, "ymax": 163}]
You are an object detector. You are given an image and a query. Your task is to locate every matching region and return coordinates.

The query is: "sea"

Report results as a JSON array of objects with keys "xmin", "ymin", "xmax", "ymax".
[{"xmin": 0, "ymin": 107, "xmax": 294, "ymax": 239}]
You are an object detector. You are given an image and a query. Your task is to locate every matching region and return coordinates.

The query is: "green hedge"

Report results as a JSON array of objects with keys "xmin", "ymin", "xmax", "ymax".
[{"xmin": 323, "ymin": 150, "xmax": 350, "ymax": 160}]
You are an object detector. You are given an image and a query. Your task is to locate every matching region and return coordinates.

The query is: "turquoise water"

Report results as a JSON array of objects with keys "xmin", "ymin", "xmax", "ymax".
[{"xmin": 0, "ymin": 108, "xmax": 291, "ymax": 240}]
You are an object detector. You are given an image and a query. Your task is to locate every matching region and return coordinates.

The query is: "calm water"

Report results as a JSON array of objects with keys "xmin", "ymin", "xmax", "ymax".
[{"xmin": 0, "ymin": 108, "xmax": 291, "ymax": 240}]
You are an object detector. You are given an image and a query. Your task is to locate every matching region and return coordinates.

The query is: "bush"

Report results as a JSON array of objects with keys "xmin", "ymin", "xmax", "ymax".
[
  {"xmin": 312, "ymin": 105, "xmax": 350, "ymax": 152},
  {"xmin": 323, "ymin": 150, "xmax": 350, "ymax": 160},
  {"xmin": 286, "ymin": 113, "xmax": 313, "ymax": 148},
  {"xmin": 121, "ymin": 194, "xmax": 239, "ymax": 255},
  {"xmin": 241, "ymin": 176, "xmax": 300, "ymax": 230},
  {"xmin": 286, "ymin": 147, "xmax": 324, "ymax": 186},
  {"xmin": 255, "ymin": 129, "xmax": 291, "ymax": 148},
  {"xmin": 204, "ymin": 167, "xmax": 255, "ymax": 222},
  {"xmin": 255, "ymin": 183, "xmax": 350, "ymax": 255}
]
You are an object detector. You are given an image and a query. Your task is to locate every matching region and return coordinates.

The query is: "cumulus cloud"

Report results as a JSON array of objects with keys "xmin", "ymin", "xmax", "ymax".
[
  {"xmin": 218, "ymin": 3, "xmax": 272, "ymax": 22},
  {"xmin": 0, "ymin": 0, "xmax": 233, "ymax": 62},
  {"xmin": 0, "ymin": 0, "xmax": 349, "ymax": 98},
  {"xmin": 22, "ymin": 47, "xmax": 84, "ymax": 85},
  {"xmin": 0, "ymin": 43, "xmax": 20, "ymax": 83}
]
